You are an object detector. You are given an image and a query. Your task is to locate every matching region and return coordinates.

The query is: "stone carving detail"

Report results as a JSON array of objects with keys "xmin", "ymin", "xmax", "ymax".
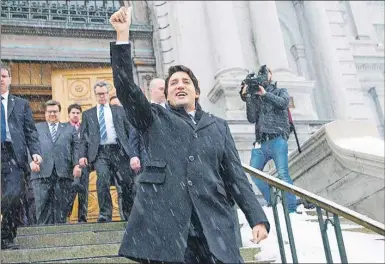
[
  {"xmin": 1, "ymin": 0, "xmax": 120, "ymax": 25},
  {"xmin": 355, "ymin": 63, "xmax": 385, "ymax": 72},
  {"xmin": 69, "ymin": 79, "xmax": 90, "ymax": 99},
  {"xmin": 0, "ymin": 1, "xmax": 153, "ymax": 39}
]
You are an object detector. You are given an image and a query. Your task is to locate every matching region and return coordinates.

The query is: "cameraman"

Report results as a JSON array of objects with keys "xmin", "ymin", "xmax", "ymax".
[{"xmin": 241, "ymin": 67, "xmax": 298, "ymax": 214}]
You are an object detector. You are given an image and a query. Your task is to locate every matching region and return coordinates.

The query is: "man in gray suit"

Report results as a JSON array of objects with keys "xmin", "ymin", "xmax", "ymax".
[{"xmin": 31, "ymin": 100, "xmax": 80, "ymax": 225}]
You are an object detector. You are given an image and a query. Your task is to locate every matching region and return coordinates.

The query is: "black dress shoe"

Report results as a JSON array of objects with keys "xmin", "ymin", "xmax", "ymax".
[
  {"xmin": 1, "ymin": 239, "xmax": 20, "ymax": 250},
  {"xmin": 97, "ymin": 218, "xmax": 107, "ymax": 223},
  {"xmin": 78, "ymin": 216, "xmax": 87, "ymax": 223}
]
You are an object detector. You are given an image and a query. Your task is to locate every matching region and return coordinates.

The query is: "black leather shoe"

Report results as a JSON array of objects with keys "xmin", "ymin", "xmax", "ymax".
[
  {"xmin": 1, "ymin": 239, "xmax": 20, "ymax": 250},
  {"xmin": 78, "ymin": 216, "xmax": 87, "ymax": 223}
]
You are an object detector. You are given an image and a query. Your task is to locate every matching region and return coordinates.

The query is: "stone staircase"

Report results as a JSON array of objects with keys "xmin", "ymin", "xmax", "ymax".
[{"xmin": 1, "ymin": 222, "xmax": 268, "ymax": 263}]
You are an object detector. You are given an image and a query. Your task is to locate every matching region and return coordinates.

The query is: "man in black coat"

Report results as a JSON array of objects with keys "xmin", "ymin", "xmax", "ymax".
[
  {"xmin": 109, "ymin": 7, "xmax": 269, "ymax": 264},
  {"xmin": 78, "ymin": 81, "xmax": 136, "ymax": 222},
  {"xmin": 1, "ymin": 62, "xmax": 42, "ymax": 249}
]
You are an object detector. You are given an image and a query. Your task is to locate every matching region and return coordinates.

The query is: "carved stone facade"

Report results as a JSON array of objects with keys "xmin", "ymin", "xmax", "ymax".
[
  {"xmin": 1, "ymin": 1, "xmax": 384, "ymax": 156},
  {"xmin": 1, "ymin": 0, "xmax": 157, "ymax": 97},
  {"xmin": 149, "ymin": 1, "xmax": 384, "ymax": 158}
]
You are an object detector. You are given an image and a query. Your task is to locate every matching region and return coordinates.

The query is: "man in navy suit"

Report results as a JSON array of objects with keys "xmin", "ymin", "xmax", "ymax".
[
  {"xmin": 1, "ymin": 62, "xmax": 42, "ymax": 249},
  {"xmin": 110, "ymin": 7, "xmax": 269, "ymax": 263},
  {"xmin": 78, "ymin": 81, "xmax": 136, "ymax": 222}
]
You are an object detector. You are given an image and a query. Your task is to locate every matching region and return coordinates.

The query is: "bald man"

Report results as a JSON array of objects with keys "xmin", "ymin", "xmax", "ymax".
[{"xmin": 149, "ymin": 78, "xmax": 167, "ymax": 108}]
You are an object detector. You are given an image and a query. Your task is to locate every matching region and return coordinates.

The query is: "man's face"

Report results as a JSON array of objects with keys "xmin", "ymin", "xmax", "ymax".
[
  {"xmin": 1, "ymin": 68, "xmax": 11, "ymax": 95},
  {"xmin": 150, "ymin": 79, "xmax": 166, "ymax": 104},
  {"xmin": 45, "ymin": 105, "xmax": 60, "ymax": 124},
  {"xmin": 167, "ymin": 71, "xmax": 198, "ymax": 112},
  {"xmin": 110, "ymin": 97, "xmax": 122, "ymax": 106},
  {"xmin": 94, "ymin": 86, "xmax": 109, "ymax": 105},
  {"xmin": 68, "ymin": 108, "xmax": 81, "ymax": 123}
]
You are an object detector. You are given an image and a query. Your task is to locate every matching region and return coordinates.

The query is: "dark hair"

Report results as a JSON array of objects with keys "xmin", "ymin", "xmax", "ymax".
[
  {"xmin": 44, "ymin": 100, "xmax": 61, "ymax": 112},
  {"xmin": 67, "ymin": 103, "xmax": 82, "ymax": 114},
  {"xmin": 0, "ymin": 61, "xmax": 11, "ymax": 77},
  {"xmin": 110, "ymin": 95, "xmax": 118, "ymax": 101},
  {"xmin": 164, "ymin": 65, "xmax": 200, "ymax": 101}
]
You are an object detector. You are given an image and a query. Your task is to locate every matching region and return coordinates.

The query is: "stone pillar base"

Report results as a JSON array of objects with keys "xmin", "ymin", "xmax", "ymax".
[
  {"xmin": 208, "ymin": 67, "xmax": 318, "ymax": 121},
  {"xmin": 208, "ymin": 67, "xmax": 250, "ymax": 120},
  {"xmin": 272, "ymin": 68, "xmax": 318, "ymax": 120}
]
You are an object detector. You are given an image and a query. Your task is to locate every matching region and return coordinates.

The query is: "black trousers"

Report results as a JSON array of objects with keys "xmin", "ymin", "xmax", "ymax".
[
  {"xmin": 1, "ymin": 142, "xmax": 24, "ymax": 241},
  {"xmin": 67, "ymin": 166, "xmax": 89, "ymax": 222},
  {"xmin": 93, "ymin": 144, "xmax": 134, "ymax": 221}
]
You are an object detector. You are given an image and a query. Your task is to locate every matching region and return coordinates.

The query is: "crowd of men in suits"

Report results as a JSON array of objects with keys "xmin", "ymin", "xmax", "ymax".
[{"xmin": 0, "ymin": 61, "xmax": 167, "ymax": 249}]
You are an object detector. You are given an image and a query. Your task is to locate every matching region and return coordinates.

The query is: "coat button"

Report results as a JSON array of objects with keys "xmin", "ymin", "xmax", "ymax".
[
  {"xmin": 187, "ymin": 180, "xmax": 193, "ymax": 186},
  {"xmin": 188, "ymin": 156, "xmax": 194, "ymax": 161},
  {"xmin": 193, "ymin": 133, "xmax": 198, "ymax": 138}
]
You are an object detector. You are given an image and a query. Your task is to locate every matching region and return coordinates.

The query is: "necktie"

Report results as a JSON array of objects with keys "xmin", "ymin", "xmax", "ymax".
[
  {"xmin": 51, "ymin": 123, "xmax": 57, "ymax": 142},
  {"xmin": 1, "ymin": 96, "xmax": 6, "ymax": 143},
  {"xmin": 99, "ymin": 105, "xmax": 107, "ymax": 141},
  {"xmin": 188, "ymin": 113, "xmax": 197, "ymax": 125}
]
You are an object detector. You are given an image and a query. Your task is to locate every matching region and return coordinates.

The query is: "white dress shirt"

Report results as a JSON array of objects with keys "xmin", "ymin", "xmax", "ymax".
[
  {"xmin": 2, "ymin": 91, "xmax": 12, "ymax": 141},
  {"xmin": 97, "ymin": 103, "xmax": 117, "ymax": 145}
]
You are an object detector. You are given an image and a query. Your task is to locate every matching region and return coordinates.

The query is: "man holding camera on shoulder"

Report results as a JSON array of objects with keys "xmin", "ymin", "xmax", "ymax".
[{"xmin": 240, "ymin": 66, "xmax": 298, "ymax": 214}]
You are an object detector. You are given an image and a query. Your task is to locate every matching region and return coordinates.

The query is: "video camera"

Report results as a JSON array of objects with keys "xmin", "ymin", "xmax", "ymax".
[{"xmin": 242, "ymin": 65, "xmax": 270, "ymax": 94}]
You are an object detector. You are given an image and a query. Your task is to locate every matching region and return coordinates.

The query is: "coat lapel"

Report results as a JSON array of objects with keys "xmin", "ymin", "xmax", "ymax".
[
  {"xmin": 54, "ymin": 122, "xmax": 65, "ymax": 142},
  {"xmin": 43, "ymin": 122, "xmax": 53, "ymax": 142},
  {"xmin": 110, "ymin": 105, "xmax": 120, "ymax": 133},
  {"xmin": 7, "ymin": 95, "xmax": 15, "ymax": 119},
  {"xmin": 92, "ymin": 107, "xmax": 100, "ymax": 133},
  {"xmin": 195, "ymin": 112, "xmax": 215, "ymax": 132}
]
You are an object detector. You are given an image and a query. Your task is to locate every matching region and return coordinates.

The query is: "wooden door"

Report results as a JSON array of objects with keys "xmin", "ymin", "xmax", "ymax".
[{"xmin": 51, "ymin": 67, "xmax": 121, "ymax": 223}]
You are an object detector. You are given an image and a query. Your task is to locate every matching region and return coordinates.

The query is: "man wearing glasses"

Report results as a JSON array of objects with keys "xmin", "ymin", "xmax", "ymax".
[
  {"xmin": 78, "ymin": 81, "xmax": 136, "ymax": 222},
  {"xmin": 31, "ymin": 100, "xmax": 80, "ymax": 225}
]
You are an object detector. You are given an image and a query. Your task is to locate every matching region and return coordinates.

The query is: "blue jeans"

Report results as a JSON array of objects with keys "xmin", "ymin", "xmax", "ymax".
[{"xmin": 250, "ymin": 136, "xmax": 297, "ymax": 212}]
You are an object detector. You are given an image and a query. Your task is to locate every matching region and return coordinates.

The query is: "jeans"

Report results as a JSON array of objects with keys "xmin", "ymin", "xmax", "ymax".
[{"xmin": 250, "ymin": 136, "xmax": 297, "ymax": 212}]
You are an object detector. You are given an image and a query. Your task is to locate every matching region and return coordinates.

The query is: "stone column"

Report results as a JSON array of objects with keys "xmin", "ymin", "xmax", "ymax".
[
  {"xmin": 347, "ymin": 2, "xmax": 375, "ymax": 40},
  {"xmin": 205, "ymin": 1, "xmax": 250, "ymax": 120},
  {"xmin": 290, "ymin": 44, "xmax": 310, "ymax": 79},
  {"xmin": 301, "ymin": 1, "xmax": 348, "ymax": 120},
  {"xmin": 248, "ymin": 1, "xmax": 290, "ymax": 71},
  {"xmin": 204, "ymin": 1, "xmax": 246, "ymax": 73}
]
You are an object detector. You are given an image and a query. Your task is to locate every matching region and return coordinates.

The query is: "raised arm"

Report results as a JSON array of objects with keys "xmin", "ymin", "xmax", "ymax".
[{"xmin": 110, "ymin": 7, "xmax": 153, "ymax": 131}]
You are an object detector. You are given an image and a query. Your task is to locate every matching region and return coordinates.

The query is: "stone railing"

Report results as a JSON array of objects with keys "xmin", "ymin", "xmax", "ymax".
[{"xmin": 272, "ymin": 120, "xmax": 385, "ymax": 223}]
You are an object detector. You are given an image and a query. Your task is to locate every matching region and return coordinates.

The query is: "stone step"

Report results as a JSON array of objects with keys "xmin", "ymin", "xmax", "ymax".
[
  {"xmin": 42, "ymin": 256, "xmax": 136, "ymax": 263},
  {"xmin": 17, "ymin": 221, "xmax": 127, "ymax": 236},
  {"xmin": 16, "ymin": 230, "xmax": 124, "ymax": 249},
  {"xmin": 1, "ymin": 243, "xmax": 261, "ymax": 263}
]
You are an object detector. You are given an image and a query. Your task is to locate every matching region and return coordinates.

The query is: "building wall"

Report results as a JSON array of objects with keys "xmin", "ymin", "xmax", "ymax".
[{"xmin": 151, "ymin": 1, "xmax": 384, "ymax": 140}]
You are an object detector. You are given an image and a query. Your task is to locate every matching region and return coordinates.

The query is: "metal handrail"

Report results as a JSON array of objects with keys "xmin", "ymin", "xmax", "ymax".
[{"xmin": 243, "ymin": 164, "xmax": 385, "ymax": 236}]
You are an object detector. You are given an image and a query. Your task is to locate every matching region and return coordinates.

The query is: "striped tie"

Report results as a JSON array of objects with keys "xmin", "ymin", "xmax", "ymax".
[
  {"xmin": 99, "ymin": 105, "xmax": 107, "ymax": 142},
  {"xmin": 188, "ymin": 113, "xmax": 196, "ymax": 125},
  {"xmin": 51, "ymin": 123, "xmax": 57, "ymax": 142}
]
